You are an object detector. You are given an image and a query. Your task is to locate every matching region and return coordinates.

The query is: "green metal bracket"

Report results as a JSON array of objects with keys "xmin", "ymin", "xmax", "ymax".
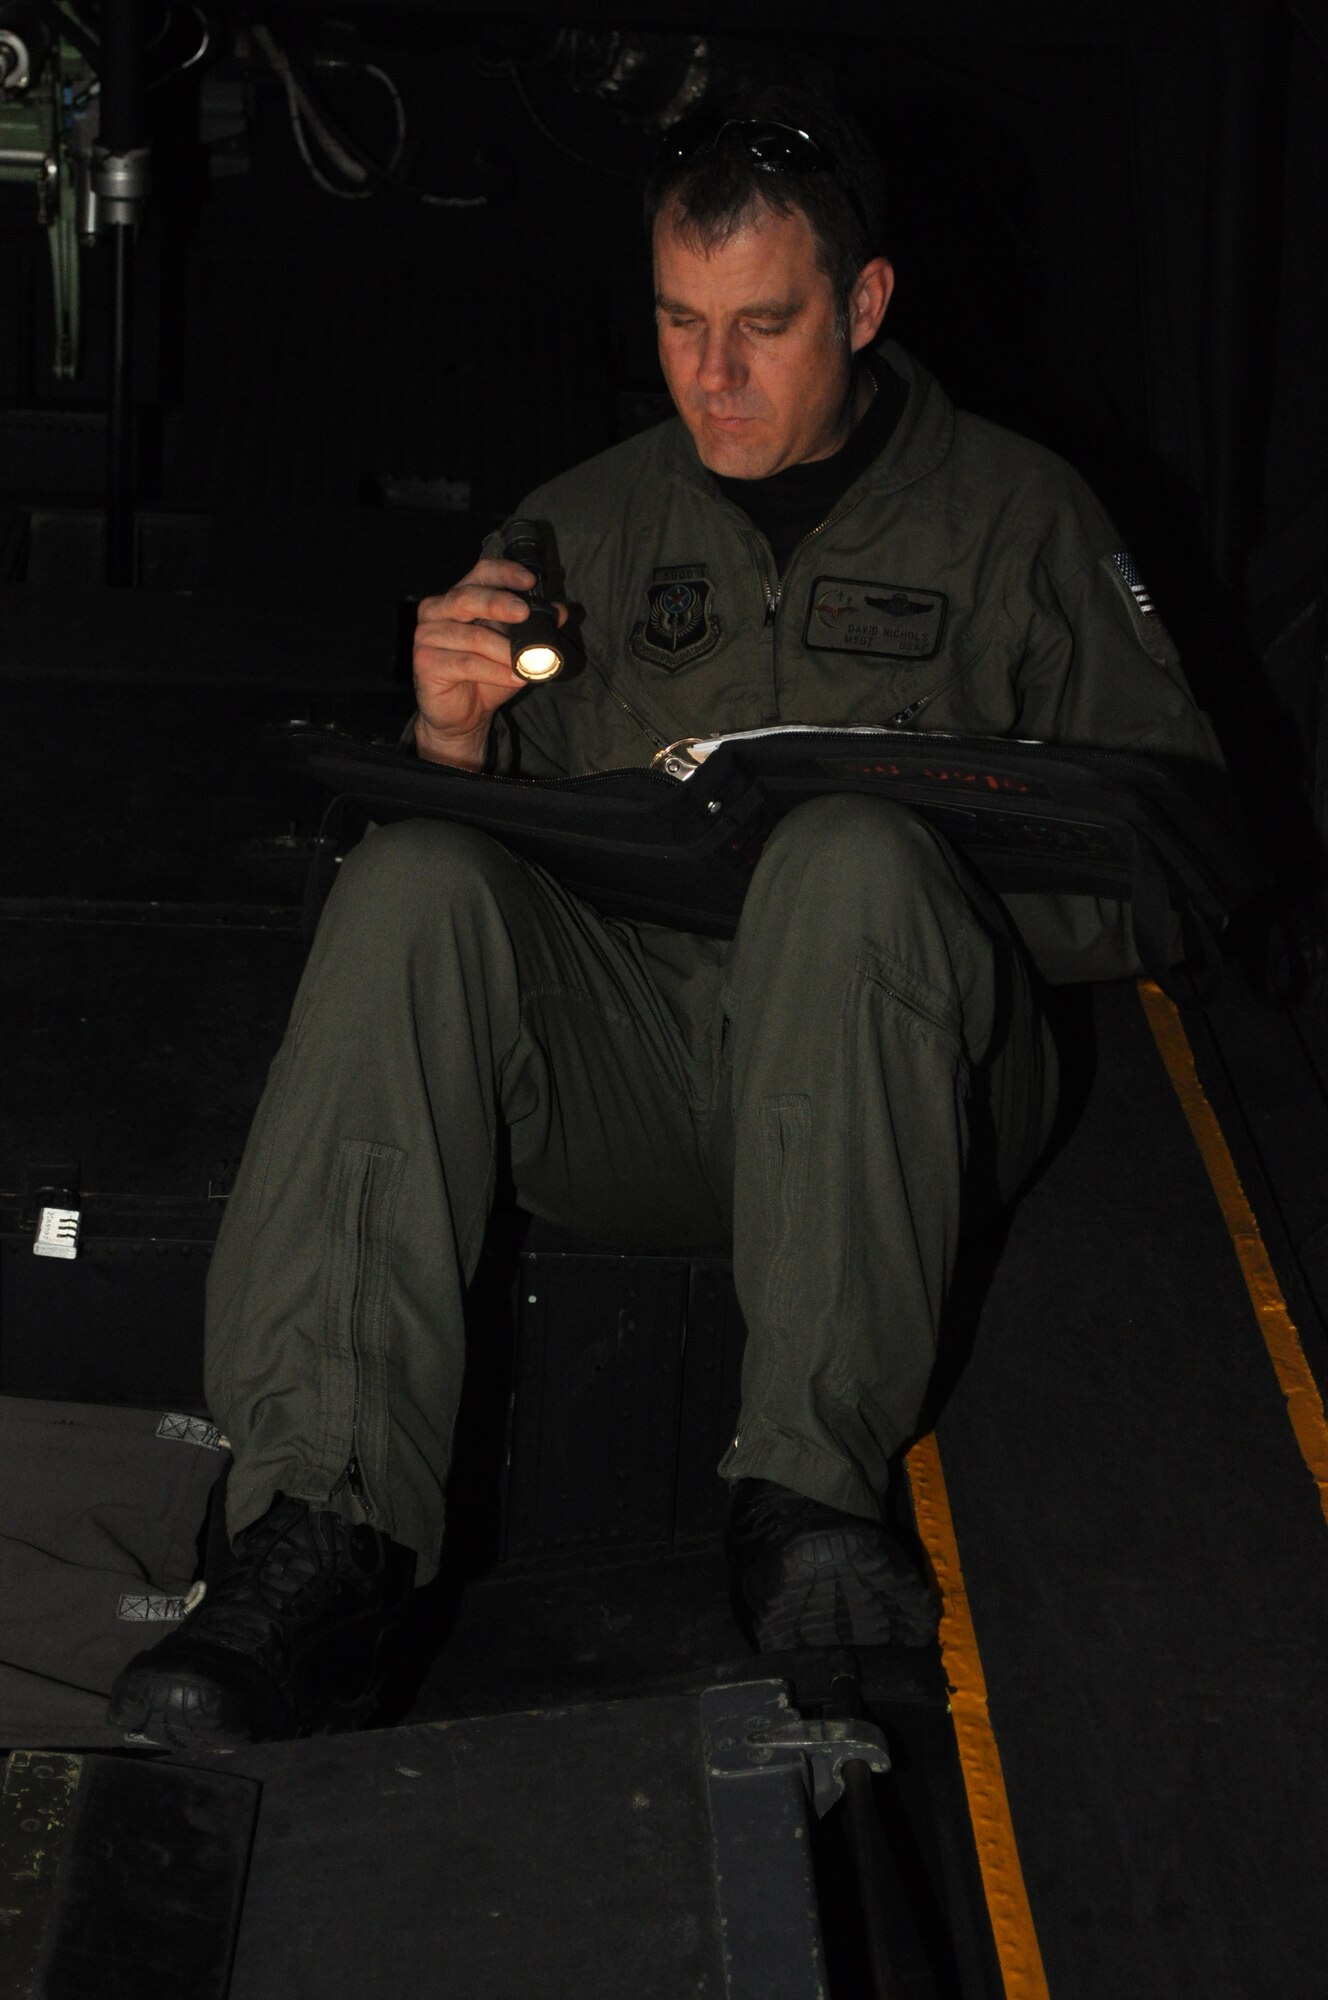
[{"xmin": 0, "ymin": 44, "xmax": 91, "ymax": 379}]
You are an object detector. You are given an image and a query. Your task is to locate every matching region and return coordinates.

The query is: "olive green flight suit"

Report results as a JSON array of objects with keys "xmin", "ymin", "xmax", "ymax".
[{"xmin": 206, "ymin": 345, "xmax": 1220, "ymax": 1576}]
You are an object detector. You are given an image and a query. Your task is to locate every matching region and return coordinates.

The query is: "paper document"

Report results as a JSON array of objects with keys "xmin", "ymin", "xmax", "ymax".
[{"xmin": 652, "ymin": 723, "xmax": 1042, "ymax": 782}]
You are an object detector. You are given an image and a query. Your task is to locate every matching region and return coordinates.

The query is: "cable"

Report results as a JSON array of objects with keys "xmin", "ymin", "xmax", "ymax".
[
  {"xmin": 33, "ymin": 0, "xmax": 153, "ymax": 88},
  {"xmin": 303, "ymin": 50, "xmax": 487, "ymax": 208},
  {"xmin": 253, "ymin": 23, "xmax": 368, "ymax": 193},
  {"xmin": 61, "ymin": 0, "xmax": 102, "ymax": 53},
  {"xmin": 27, "ymin": 0, "xmax": 99, "ymax": 67},
  {"xmin": 286, "ymin": 72, "xmax": 369, "ymax": 198},
  {"xmin": 479, "ymin": 49, "xmax": 631, "ymax": 180},
  {"xmin": 256, "ymin": 22, "xmax": 487, "ymax": 208},
  {"xmin": 144, "ymin": 1, "xmax": 173, "ymax": 56},
  {"xmin": 359, "ymin": 61, "xmax": 406, "ymax": 171},
  {"xmin": 285, "ymin": 76, "xmax": 369, "ymax": 199},
  {"xmin": 305, "ymin": 56, "xmax": 407, "ymax": 173},
  {"xmin": 391, "ymin": 176, "xmax": 487, "ymax": 212},
  {"xmin": 158, "ymin": 6, "xmax": 210, "ymax": 85}
]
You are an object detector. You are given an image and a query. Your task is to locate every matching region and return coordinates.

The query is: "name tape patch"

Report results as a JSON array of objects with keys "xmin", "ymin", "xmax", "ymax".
[{"xmin": 805, "ymin": 578, "xmax": 947, "ymax": 660}]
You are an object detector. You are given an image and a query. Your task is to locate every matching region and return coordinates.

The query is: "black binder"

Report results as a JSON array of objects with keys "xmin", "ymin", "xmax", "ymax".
[{"xmin": 282, "ymin": 722, "xmax": 1254, "ymax": 998}]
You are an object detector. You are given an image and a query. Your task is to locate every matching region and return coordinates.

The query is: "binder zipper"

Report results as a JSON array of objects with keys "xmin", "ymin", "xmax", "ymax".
[
  {"xmin": 653, "ymin": 720, "xmax": 989, "ymax": 781},
  {"xmin": 299, "ymin": 719, "xmax": 1197, "ymax": 793},
  {"xmin": 294, "ymin": 724, "xmax": 676, "ymax": 795}
]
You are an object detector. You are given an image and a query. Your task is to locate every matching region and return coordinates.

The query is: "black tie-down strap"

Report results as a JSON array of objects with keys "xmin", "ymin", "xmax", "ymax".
[{"xmin": 280, "ymin": 723, "xmax": 1256, "ymax": 1001}]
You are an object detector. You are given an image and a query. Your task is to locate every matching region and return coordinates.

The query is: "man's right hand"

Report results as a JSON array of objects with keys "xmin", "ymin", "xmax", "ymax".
[{"xmin": 411, "ymin": 558, "xmax": 568, "ymax": 770}]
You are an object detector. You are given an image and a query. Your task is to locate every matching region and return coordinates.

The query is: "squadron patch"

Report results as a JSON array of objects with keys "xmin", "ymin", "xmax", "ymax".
[
  {"xmin": 805, "ymin": 578, "xmax": 947, "ymax": 661},
  {"xmin": 1112, "ymin": 551, "xmax": 1156, "ymax": 615},
  {"xmin": 630, "ymin": 564, "xmax": 722, "ymax": 671}
]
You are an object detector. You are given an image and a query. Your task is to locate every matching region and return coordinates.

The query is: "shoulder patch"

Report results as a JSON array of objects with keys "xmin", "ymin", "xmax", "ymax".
[
  {"xmin": 1112, "ymin": 550, "xmax": 1155, "ymax": 616},
  {"xmin": 630, "ymin": 564, "xmax": 723, "ymax": 672}
]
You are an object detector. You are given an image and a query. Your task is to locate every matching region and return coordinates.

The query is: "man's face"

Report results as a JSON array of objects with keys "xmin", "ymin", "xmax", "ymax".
[{"xmin": 653, "ymin": 200, "xmax": 892, "ymax": 480}]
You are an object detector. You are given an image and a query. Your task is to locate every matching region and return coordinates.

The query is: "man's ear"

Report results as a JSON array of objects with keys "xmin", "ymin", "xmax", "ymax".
[{"xmin": 848, "ymin": 258, "xmax": 895, "ymax": 354}]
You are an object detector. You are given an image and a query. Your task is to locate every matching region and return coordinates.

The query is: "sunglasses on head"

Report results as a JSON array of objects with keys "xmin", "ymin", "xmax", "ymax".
[{"xmin": 659, "ymin": 116, "xmax": 869, "ymax": 234}]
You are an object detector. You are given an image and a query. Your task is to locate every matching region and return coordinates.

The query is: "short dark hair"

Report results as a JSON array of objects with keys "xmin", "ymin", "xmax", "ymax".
[{"xmin": 644, "ymin": 85, "xmax": 886, "ymax": 319}]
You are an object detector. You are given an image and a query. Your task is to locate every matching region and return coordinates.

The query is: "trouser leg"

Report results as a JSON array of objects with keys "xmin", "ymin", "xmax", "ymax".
[
  {"xmin": 715, "ymin": 795, "xmax": 1058, "ymax": 1519},
  {"xmin": 206, "ymin": 819, "xmax": 724, "ymax": 1580}
]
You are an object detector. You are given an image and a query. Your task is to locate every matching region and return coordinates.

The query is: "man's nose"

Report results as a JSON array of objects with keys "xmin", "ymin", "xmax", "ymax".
[{"xmin": 696, "ymin": 329, "xmax": 745, "ymax": 394}]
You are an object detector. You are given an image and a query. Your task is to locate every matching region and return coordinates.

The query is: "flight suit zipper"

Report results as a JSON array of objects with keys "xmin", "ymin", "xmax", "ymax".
[
  {"xmin": 587, "ymin": 662, "xmax": 672, "ymax": 755},
  {"xmin": 748, "ymin": 497, "xmax": 951, "ymax": 732},
  {"xmin": 756, "ymin": 496, "xmax": 860, "ymax": 625},
  {"xmin": 744, "ymin": 498, "xmax": 862, "ymax": 721},
  {"xmin": 336, "ymin": 1169, "xmax": 374, "ymax": 1516},
  {"xmin": 331, "ymin": 1146, "xmax": 396, "ymax": 1522}
]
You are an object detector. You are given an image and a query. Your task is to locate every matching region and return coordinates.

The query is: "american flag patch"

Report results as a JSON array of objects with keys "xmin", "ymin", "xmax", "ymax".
[{"xmin": 1113, "ymin": 551, "xmax": 1155, "ymax": 615}]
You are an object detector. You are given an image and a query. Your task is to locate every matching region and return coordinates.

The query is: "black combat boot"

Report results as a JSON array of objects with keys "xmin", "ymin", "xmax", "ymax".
[
  {"xmin": 726, "ymin": 1477, "xmax": 939, "ymax": 1652},
  {"xmin": 107, "ymin": 1493, "xmax": 416, "ymax": 1752}
]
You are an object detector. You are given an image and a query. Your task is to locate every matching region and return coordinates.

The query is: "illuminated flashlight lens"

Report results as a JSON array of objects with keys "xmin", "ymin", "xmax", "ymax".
[{"xmin": 515, "ymin": 645, "xmax": 562, "ymax": 681}]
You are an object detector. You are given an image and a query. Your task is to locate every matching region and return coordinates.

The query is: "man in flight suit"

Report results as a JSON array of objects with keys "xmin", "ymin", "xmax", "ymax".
[{"xmin": 110, "ymin": 90, "xmax": 1220, "ymax": 1749}]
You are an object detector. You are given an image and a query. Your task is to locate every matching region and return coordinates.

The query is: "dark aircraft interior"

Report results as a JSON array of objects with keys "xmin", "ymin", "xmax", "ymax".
[{"xmin": 2, "ymin": 2, "xmax": 1327, "ymax": 1995}]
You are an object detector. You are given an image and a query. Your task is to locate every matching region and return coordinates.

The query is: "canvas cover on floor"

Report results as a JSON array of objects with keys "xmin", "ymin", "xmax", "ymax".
[{"xmin": 0, "ymin": 1397, "xmax": 226, "ymax": 1746}]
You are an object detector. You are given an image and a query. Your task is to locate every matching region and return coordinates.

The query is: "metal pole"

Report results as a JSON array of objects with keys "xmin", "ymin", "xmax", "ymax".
[
  {"xmin": 97, "ymin": 0, "xmax": 146, "ymax": 158},
  {"xmin": 92, "ymin": 0, "xmax": 151, "ymax": 586},
  {"xmin": 106, "ymin": 220, "xmax": 134, "ymax": 584}
]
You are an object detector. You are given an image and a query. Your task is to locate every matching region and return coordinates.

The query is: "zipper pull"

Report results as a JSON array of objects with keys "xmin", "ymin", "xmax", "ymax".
[
  {"xmin": 334, "ymin": 1455, "xmax": 366, "ymax": 1502},
  {"xmin": 741, "ymin": 529, "xmax": 778, "ymax": 626},
  {"xmin": 887, "ymin": 691, "xmax": 937, "ymax": 728}
]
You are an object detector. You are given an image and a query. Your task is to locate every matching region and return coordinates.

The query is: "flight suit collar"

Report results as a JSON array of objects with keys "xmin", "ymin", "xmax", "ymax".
[{"xmin": 660, "ymin": 340, "xmax": 955, "ymax": 506}]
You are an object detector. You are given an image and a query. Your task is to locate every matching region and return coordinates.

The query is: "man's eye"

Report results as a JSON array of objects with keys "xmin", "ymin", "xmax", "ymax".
[
  {"xmin": 745, "ymin": 322, "xmax": 787, "ymax": 338},
  {"xmin": 664, "ymin": 315, "xmax": 698, "ymax": 330}
]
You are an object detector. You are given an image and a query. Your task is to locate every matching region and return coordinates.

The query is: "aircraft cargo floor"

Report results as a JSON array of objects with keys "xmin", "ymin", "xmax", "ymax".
[
  {"xmin": 4, "ymin": 15, "xmax": 1328, "ymax": 1982},
  {"xmin": 4, "ymin": 964, "xmax": 1327, "ymax": 1997},
  {"xmin": 1, "ymin": 682, "xmax": 1326, "ymax": 1997},
  {"xmin": 382, "ymin": 969, "xmax": 1328, "ymax": 1999}
]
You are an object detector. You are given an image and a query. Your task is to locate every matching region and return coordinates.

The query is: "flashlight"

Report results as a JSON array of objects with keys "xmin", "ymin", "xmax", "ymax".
[{"xmin": 503, "ymin": 518, "xmax": 564, "ymax": 682}]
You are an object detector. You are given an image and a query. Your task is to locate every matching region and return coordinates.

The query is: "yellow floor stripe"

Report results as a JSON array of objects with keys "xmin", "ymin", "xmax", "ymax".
[
  {"xmin": 906, "ymin": 1432, "xmax": 1050, "ymax": 2000},
  {"xmin": 1138, "ymin": 979, "xmax": 1328, "ymax": 1525},
  {"xmin": 904, "ymin": 979, "xmax": 1328, "ymax": 1997}
]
